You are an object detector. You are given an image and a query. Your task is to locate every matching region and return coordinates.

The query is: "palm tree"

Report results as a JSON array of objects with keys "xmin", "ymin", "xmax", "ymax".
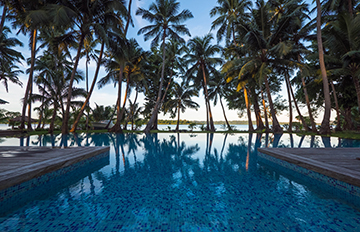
[
  {"xmin": 12, "ymin": 0, "xmax": 50, "ymax": 131},
  {"xmin": 136, "ymin": 0, "xmax": 193, "ymax": 133},
  {"xmin": 164, "ymin": 81, "xmax": 199, "ymax": 131},
  {"xmin": 0, "ymin": 26, "xmax": 23, "ymax": 93},
  {"xmin": 316, "ymin": 0, "xmax": 331, "ymax": 134},
  {"xmin": 210, "ymin": 0, "xmax": 251, "ymax": 45},
  {"xmin": 208, "ymin": 73, "xmax": 232, "ymax": 130},
  {"xmin": 60, "ymin": 0, "xmax": 125, "ymax": 134},
  {"xmin": 185, "ymin": 34, "xmax": 223, "ymax": 132}
]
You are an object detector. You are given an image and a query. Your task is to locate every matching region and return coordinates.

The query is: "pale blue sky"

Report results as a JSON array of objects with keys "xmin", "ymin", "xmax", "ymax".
[{"xmin": 1, "ymin": 0, "xmax": 322, "ymax": 123}]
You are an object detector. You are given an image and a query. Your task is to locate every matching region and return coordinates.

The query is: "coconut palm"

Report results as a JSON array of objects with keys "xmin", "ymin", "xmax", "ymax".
[
  {"xmin": 164, "ymin": 81, "xmax": 199, "ymax": 131},
  {"xmin": 136, "ymin": 0, "xmax": 193, "ymax": 133},
  {"xmin": 60, "ymin": 0, "xmax": 126, "ymax": 134},
  {"xmin": 185, "ymin": 34, "xmax": 223, "ymax": 132},
  {"xmin": 210, "ymin": 0, "xmax": 251, "ymax": 45},
  {"xmin": 208, "ymin": 73, "xmax": 232, "ymax": 130},
  {"xmin": 316, "ymin": 0, "xmax": 332, "ymax": 134},
  {"xmin": 11, "ymin": 0, "xmax": 50, "ymax": 130},
  {"xmin": 0, "ymin": 26, "xmax": 23, "ymax": 92}
]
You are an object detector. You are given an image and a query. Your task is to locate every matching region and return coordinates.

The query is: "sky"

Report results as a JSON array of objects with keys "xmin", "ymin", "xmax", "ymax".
[{"xmin": 0, "ymin": 0, "xmax": 325, "ymax": 124}]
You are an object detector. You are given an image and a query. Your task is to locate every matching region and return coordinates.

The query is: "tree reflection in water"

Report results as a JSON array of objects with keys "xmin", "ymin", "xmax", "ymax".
[{"xmin": 4, "ymin": 133, "xmax": 360, "ymax": 230}]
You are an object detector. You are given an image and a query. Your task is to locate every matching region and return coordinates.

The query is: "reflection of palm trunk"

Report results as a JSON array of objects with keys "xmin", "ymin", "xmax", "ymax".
[
  {"xmin": 298, "ymin": 135, "xmax": 305, "ymax": 148},
  {"xmin": 289, "ymin": 133, "xmax": 294, "ymax": 148},
  {"xmin": 220, "ymin": 133, "xmax": 228, "ymax": 156},
  {"xmin": 272, "ymin": 133, "xmax": 282, "ymax": 148},
  {"xmin": 310, "ymin": 135, "xmax": 315, "ymax": 148}
]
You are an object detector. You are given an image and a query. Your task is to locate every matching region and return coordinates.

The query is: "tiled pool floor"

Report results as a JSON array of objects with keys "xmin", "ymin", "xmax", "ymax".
[{"xmin": 1, "ymin": 133, "xmax": 360, "ymax": 231}]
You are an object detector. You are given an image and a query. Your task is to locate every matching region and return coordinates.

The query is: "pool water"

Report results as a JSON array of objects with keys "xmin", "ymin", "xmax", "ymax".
[{"xmin": 1, "ymin": 133, "xmax": 360, "ymax": 231}]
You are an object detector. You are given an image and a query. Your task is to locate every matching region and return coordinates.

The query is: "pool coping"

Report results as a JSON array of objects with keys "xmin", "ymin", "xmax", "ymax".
[
  {"xmin": 258, "ymin": 148, "xmax": 360, "ymax": 188},
  {"xmin": 0, "ymin": 146, "xmax": 110, "ymax": 192}
]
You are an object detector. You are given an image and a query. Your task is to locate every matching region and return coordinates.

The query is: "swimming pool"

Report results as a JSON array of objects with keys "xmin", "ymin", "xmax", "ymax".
[{"xmin": 1, "ymin": 133, "xmax": 360, "ymax": 231}]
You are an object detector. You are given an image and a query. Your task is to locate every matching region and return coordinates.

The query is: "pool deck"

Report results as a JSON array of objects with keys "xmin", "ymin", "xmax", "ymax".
[
  {"xmin": 258, "ymin": 148, "xmax": 360, "ymax": 188},
  {"xmin": 0, "ymin": 146, "xmax": 110, "ymax": 191}
]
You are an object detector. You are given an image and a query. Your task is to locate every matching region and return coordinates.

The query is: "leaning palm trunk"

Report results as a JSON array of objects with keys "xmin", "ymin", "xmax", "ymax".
[
  {"xmin": 300, "ymin": 72, "xmax": 317, "ymax": 132},
  {"xmin": 288, "ymin": 75, "xmax": 310, "ymax": 131},
  {"xmin": 144, "ymin": 32, "xmax": 167, "ymax": 133},
  {"xmin": 316, "ymin": 0, "xmax": 331, "ymax": 135},
  {"xmin": 244, "ymin": 87, "xmax": 254, "ymax": 132},
  {"xmin": 71, "ymin": 42, "xmax": 105, "ymax": 133},
  {"xmin": 330, "ymin": 80, "xmax": 342, "ymax": 131},
  {"xmin": 48, "ymin": 104, "xmax": 58, "ymax": 134},
  {"xmin": 21, "ymin": 29, "xmax": 37, "ymax": 130},
  {"xmin": 219, "ymin": 94, "xmax": 232, "ymax": 130},
  {"xmin": 285, "ymin": 73, "xmax": 293, "ymax": 132},
  {"xmin": 62, "ymin": 33, "xmax": 85, "ymax": 134},
  {"xmin": 118, "ymin": 71, "xmax": 131, "ymax": 126},
  {"xmin": 264, "ymin": 76, "xmax": 283, "ymax": 133},
  {"xmin": 251, "ymin": 87, "xmax": 264, "ymax": 130},
  {"xmin": 201, "ymin": 63, "xmax": 215, "ymax": 131},
  {"xmin": 109, "ymin": 64, "xmax": 125, "ymax": 132},
  {"xmin": 261, "ymin": 89, "xmax": 269, "ymax": 131}
]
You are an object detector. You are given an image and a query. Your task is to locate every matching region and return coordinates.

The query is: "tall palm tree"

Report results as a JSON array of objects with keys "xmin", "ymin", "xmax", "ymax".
[
  {"xmin": 12, "ymin": 0, "xmax": 50, "ymax": 131},
  {"xmin": 60, "ymin": 0, "xmax": 125, "ymax": 134},
  {"xmin": 210, "ymin": 0, "xmax": 251, "ymax": 45},
  {"xmin": 208, "ymin": 73, "xmax": 232, "ymax": 130},
  {"xmin": 0, "ymin": 26, "xmax": 23, "ymax": 93},
  {"xmin": 164, "ymin": 81, "xmax": 199, "ymax": 131},
  {"xmin": 316, "ymin": 0, "xmax": 331, "ymax": 134},
  {"xmin": 136, "ymin": 0, "xmax": 193, "ymax": 133},
  {"xmin": 185, "ymin": 34, "xmax": 223, "ymax": 132}
]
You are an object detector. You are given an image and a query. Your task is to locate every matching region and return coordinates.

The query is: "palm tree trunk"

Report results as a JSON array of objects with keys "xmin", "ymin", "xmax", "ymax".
[
  {"xmin": 244, "ymin": 87, "xmax": 254, "ymax": 131},
  {"xmin": 205, "ymin": 97, "xmax": 209, "ymax": 130},
  {"xmin": 85, "ymin": 52, "xmax": 89, "ymax": 130},
  {"xmin": 301, "ymin": 75, "xmax": 317, "ymax": 132},
  {"xmin": 219, "ymin": 94, "xmax": 231, "ymax": 130},
  {"xmin": 353, "ymin": 76, "xmax": 360, "ymax": 115},
  {"xmin": 109, "ymin": 64, "xmax": 124, "ymax": 132},
  {"xmin": 118, "ymin": 71, "xmax": 131, "ymax": 127},
  {"xmin": 201, "ymin": 63, "xmax": 215, "ymax": 131},
  {"xmin": 261, "ymin": 89, "xmax": 269, "ymax": 131},
  {"xmin": 288, "ymin": 75, "xmax": 310, "ymax": 131},
  {"xmin": 348, "ymin": 0, "xmax": 353, "ymax": 16},
  {"xmin": 251, "ymin": 87, "xmax": 264, "ymax": 130},
  {"xmin": 27, "ymin": 79, "xmax": 33, "ymax": 131},
  {"xmin": 144, "ymin": 30, "xmax": 167, "ymax": 133},
  {"xmin": 330, "ymin": 80, "xmax": 342, "ymax": 131},
  {"xmin": 0, "ymin": 6, "xmax": 6, "ymax": 37},
  {"xmin": 124, "ymin": 0, "xmax": 133, "ymax": 35},
  {"xmin": 21, "ymin": 29, "xmax": 37, "ymax": 130},
  {"xmin": 71, "ymin": 41, "xmax": 105, "ymax": 133},
  {"xmin": 316, "ymin": 0, "xmax": 332, "ymax": 135},
  {"xmin": 264, "ymin": 76, "xmax": 283, "ymax": 133},
  {"xmin": 285, "ymin": 73, "xmax": 293, "ymax": 132},
  {"xmin": 160, "ymin": 71, "xmax": 173, "ymax": 105},
  {"xmin": 176, "ymin": 100, "xmax": 180, "ymax": 131},
  {"xmin": 48, "ymin": 105, "xmax": 57, "ymax": 134},
  {"xmin": 62, "ymin": 33, "xmax": 85, "ymax": 134}
]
